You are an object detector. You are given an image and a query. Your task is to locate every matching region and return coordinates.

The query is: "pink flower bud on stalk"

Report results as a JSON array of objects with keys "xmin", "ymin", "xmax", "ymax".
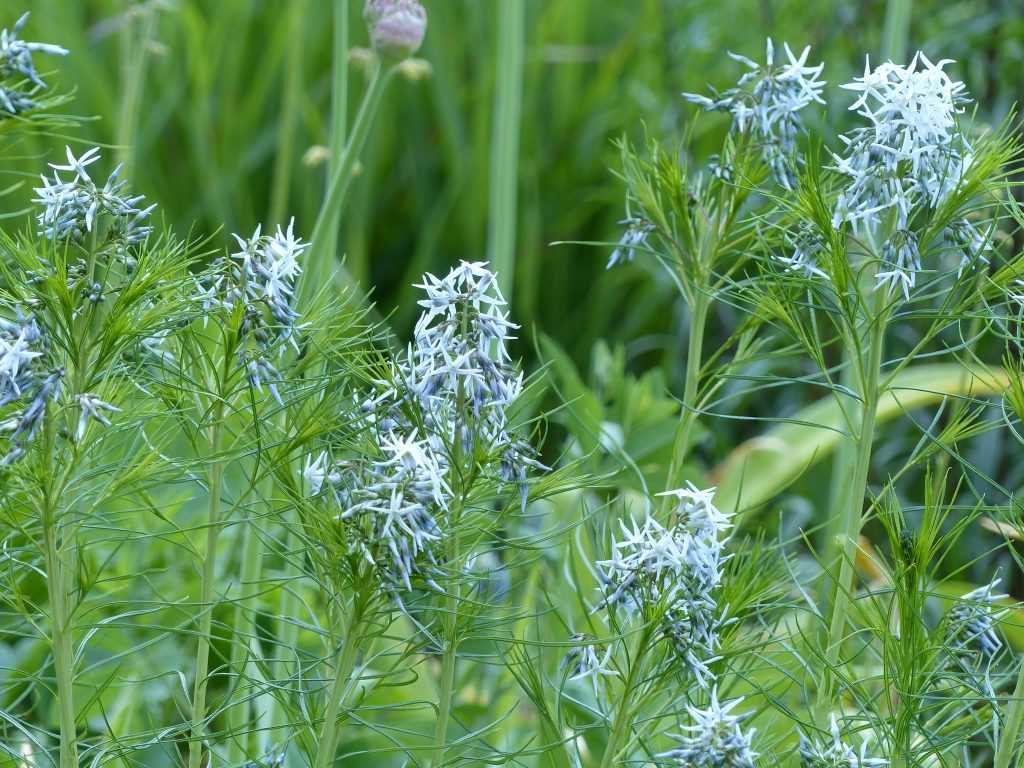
[{"xmin": 364, "ymin": 0, "xmax": 427, "ymax": 60}]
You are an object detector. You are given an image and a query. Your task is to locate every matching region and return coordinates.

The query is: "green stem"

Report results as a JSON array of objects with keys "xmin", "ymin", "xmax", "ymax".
[
  {"xmin": 321, "ymin": 0, "xmax": 350, "ymax": 268},
  {"xmin": 824, "ymin": 359, "xmax": 857, "ymax": 542},
  {"xmin": 996, "ymin": 658, "xmax": 1024, "ymax": 768},
  {"xmin": 598, "ymin": 625, "xmax": 653, "ymax": 768},
  {"xmin": 43, "ymin": 498, "xmax": 78, "ymax": 768},
  {"xmin": 329, "ymin": 0, "xmax": 351, "ymax": 183},
  {"xmin": 487, "ymin": 0, "xmax": 525, "ymax": 299},
  {"xmin": 225, "ymin": 505, "xmax": 266, "ymax": 762},
  {"xmin": 430, "ymin": 619, "xmax": 459, "ymax": 768},
  {"xmin": 820, "ymin": 294, "xmax": 888, "ymax": 704},
  {"xmin": 271, "ymin": 523, "xmax": 302, "ymax": 742},
  {"xmin": 301, "ymin": 62, "xmax": 396, "ymax": 309},
  {"xmin": 269, "ymin": 0, "xmax": 308, "ymax": 226},
  {"xmin": 313, "ymin": 603, "xmax": 364, "ymax": 768},
  {"xmin": 821, "ymin": 245, "xmax": 884, "ymax": 597},
  {"xmin": 432, "ymin": 340, "xmax": 473, "ymax": 768},
  {"xmin": 189, "ymin": 419, "xmax": 225, "ymax": 768},
  {"xmin": 662, "ymin": 291, "xmax": 710, "ymax": 508},
  {"xmin": 431, "ymin": 516, "xmax": 464, "ymax": 768}
]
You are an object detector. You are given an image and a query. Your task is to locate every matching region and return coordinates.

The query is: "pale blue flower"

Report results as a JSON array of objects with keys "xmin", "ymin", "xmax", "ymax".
[
  {"xmin": 658, "ymin": 687, "xmax": 757, "ymax": 768},
  {"xmin": 832, "ymin": 54, "xmax": 979, "ymax": 297},
  {"xmin": 684, "ymin": 38, "xmax": 826, "ymax": 188},
  {"xmin": 309, "ymin": 261, "xmax": 543, "ymax": 594},
  {"xmin": 0, "ymin": 12, "xmax": 68, "ymax": 115},
  {"xmin": 598, "ymin": 485, "xmax": 732, "ymax": 688},
  {"xmin": 33, "ymin": 146, "xmax": 155, "ymax": 246},
  {"xmin": 799, "ymin": 716, "xmax": 888, "ymax": 768}
]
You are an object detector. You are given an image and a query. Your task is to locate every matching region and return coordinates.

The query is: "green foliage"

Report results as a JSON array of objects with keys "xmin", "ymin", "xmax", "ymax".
[{"xmin": 3, "ymin": 3, "xmax": 1024, "ymax": 768}]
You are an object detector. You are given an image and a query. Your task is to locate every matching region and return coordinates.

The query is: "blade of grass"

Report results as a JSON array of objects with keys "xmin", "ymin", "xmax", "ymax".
[
  {"xmin": 487, "ymin": 0, "xmax": 525, "ymax": 300},
  {"xmin": 116, "ymin": 2, "xmax": 158, "ymax": 179},
  {"xmin": 319, "ymin": 0, "xmax": 350, "ymax": 269},
  {"xmin": 881, "ymin": 0, "xmax": 913, "ymax": 62},
  {"xmin": 268, "ymin": 0, "xmax": 308, "ymax": 226}
]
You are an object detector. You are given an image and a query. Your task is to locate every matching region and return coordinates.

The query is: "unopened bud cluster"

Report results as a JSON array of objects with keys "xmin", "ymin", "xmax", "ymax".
[{"xmin": 363, "ymin": 0, "xmax": 427, "ymax": 60}]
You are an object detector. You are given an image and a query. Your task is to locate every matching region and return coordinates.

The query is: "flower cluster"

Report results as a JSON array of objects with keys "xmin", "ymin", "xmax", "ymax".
[
  {"xmin": 657, "ymin": 687, "xmax": 757, "ymax": 768},
  {"xmin": 410, "ymin": 261, "xmax": 543, "ymax": 502},
  {"xmin": 597, "ymin": 483, "xmax": 732, "ymax": 688},
  {"xmin": 307, "ymin": 261, "xmax": 542, "ymax": 593},
  {"xmin": 831, "ymin": 53, "xmax": 984, "ymax": 298},
  {"xmin": 683, "ymin": 39, "xmax": 826, "ymax": 189},
  {"xmin": 306, "ymin": 429, "xmax": 448, "ymax": 592},
  {"xmin": 0, "ymin": 311, "xmax": 59, "ymax": 464},
  {"xmin": 777, "ymin": 223, "xmax": 828, "ymax": 279},
  {"xmin": 200, "ymin": 220, "xmax": 308, "ymax": 403},
  {"xmin": 33, "ymin": 146, "xmax": 155, "ymax": 250},
  {"xmin": 606, "ymin": 214, "xmax": 655, "ymax": 269},
  {"xmin": 0, "ymin": 12, "xmax": 67, "ymax": 116},
  {"xmin": 799, "ymin": 716, "xmax": 888, "ymax": 768},
  {"xmin": 946, "ymin": 578, "xmax": 1005, "ymax": 660},
  {"xmin": 562, "ymin": 633, "xmax": 619, "ymax": 698},
  {"xmin": 75, "ymin": 393, "xmax": 121, "ymax": 441}
]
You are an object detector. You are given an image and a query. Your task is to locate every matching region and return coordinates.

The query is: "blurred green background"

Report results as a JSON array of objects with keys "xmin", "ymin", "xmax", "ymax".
[
  {"xmin": 3, "ymin": 2, "xmax": 1024, "ymax": 764},
  {"xmin": 6, "ymin": 0, "xmax": 1022, "ymax": 369}
]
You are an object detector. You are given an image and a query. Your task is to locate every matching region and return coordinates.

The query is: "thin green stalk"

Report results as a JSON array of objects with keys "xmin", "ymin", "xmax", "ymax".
[
  {"xmin": 321, "ymin": 0, "xmax": 350, "ymax": 268},
  {"xmin": 430, "ymin": 620, "xmax": 458, "ymax": 768},
  {"xmin": 430, "ymin": 504, "xmax": 463, "ymax": 768},
  {"xmin": 329, "ymin": 0, "xmax": 350, "ymax": 183},
  {"xmin": 225, "ymin": 508, "xmax": 265, "ymax": 762},
  {"xmin": 271, "ymin": 524, "xmax": 303, "ymax": 745},
  {"xmin": 662, "ymin": 291, "xmax": 710, "ymax": 508},
  {"xmin": 821, "ymin": 355, "xmax": 867, "ymax": 603},
  {"xmin": 487, "ymin": 0, "xmax": 525, "ymax": 299},
  {"xmin": 996, "ymin": 659, "xmax": 1024, "ymax": 768},
  {"xmin": 821, "ymin": 245, "xmax": 885, "ymax": 608},
  {"xmin": 301, "ymin": 62, "xmax": 396, "ymax": 310},
  {"xmin": 820, "ymin": 0, "xmax": 910, "ymax": 599},
  {"xmin": 188, "ymin": 417, "xmax": 225, "ymax": 768},
  {"xmin": 313, "ymin": 602, "xmax": 365, "ymax": 768},
  {"xmin": 269, "ymin": 0, "xmax": 308, "ymax": 226},
  {"xmin": 43, "ymin": 497, "xmax": 77, "ymax": 768},
  {"xmin": 825, "ymin": 363, "xmax": 857, "ymax": 539},
  {"xmin": 431, "ymin": 325, "xmax": 475, "ymax": 768},
  {"xmin": 881, "ymin": 0, "xmax": 913, "ymax": 63},
  {"xmin": 598, "ymin": 624, "xmax": 654, "ymax": 768},
  {"xmin": 820, "ymin": 296, "xmax": 888, "ymax": 704}
]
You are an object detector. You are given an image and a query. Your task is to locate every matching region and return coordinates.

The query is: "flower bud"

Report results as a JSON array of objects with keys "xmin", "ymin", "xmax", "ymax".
[{"xmin": 363, "ymin": 0, "xmax": 427, "ymax": 60}]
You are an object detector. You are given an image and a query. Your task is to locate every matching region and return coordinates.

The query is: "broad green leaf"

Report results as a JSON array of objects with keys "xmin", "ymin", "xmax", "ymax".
[{"xmin": 711, "ymin": 364, "xmax": 1011, "ymax": 512}]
